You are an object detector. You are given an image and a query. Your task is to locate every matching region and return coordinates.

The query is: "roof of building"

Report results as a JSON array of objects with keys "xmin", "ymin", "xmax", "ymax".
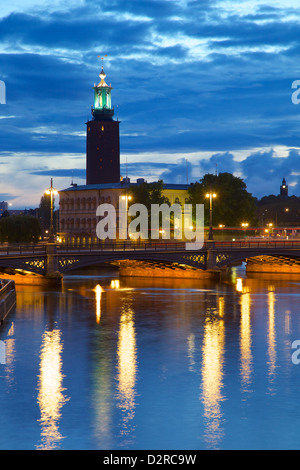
[{"xmin": 59, "ymin": 181, "xmax": 190, "ymax": 193}]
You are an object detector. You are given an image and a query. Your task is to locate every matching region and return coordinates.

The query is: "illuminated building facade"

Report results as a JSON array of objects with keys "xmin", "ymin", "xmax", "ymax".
[{"xmin": 58, "ymin": 180, "xmax": 189, "ymax": 244}]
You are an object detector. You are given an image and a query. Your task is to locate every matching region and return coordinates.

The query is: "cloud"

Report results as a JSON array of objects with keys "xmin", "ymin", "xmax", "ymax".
[
  {"xmin": 141, "ymin": 149, "xmax": 300, "ymax": 198},
  {"xmin": 0, "ymin": 0, "xmax": 300, "ymax": 207},
  {"xmin": 30, "ymin": 168, "xmax": 86, "ymax": 179}
]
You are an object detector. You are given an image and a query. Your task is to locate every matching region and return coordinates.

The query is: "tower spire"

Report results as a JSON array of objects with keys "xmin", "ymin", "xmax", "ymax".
[
  {"xmin": 86, "ymin": 57, "xmax": 120, "ymax": 185},
  {"xmin": 92, "ymin": 55, "xmax": 114, "ymax": 121}
]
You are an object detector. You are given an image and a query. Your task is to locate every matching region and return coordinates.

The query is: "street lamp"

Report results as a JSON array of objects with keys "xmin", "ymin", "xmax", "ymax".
[
  {"xmin": 121, "ymin": 194, "xmax": 132, "ymax": 203},
  {"xmin": 205, "ymin": 191, "xmax": 216, "ymax": 241},
  {"xmin": 241, "ymin": 222, "xmax": 249, "ymax": 238},
  {"xmin": 268, "ymin": 222, "xmax": 273, "ymax": 237},
  {"xmin": 45, "ymin": 178, "xmax": 58, "ymax": 243}
]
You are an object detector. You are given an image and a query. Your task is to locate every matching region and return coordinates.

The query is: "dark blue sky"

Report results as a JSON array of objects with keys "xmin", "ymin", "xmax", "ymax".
[{"xmin": 0, "ymin": 0, "xmax": 300, "ymax": 208}]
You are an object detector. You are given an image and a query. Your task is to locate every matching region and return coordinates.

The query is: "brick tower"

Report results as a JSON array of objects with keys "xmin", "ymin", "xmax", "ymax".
[{"xmin": 86, "ymin": 62, "xmax": 120, "ymax": 185}]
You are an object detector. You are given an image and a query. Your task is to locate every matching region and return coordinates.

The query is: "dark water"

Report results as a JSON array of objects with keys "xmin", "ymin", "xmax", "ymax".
[{"xmin": 1, "ymin": 265, "xmax": 300, "ymax": 450}]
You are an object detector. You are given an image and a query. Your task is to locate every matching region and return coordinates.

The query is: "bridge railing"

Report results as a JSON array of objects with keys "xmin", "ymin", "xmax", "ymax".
[
  {"xmin": 211, "ymin": 240, "xmax": 300, "ymax": 249},
  {"xmin": 56, "ymin": 240, "xmax": 187, "ymax": 252},
  {"xmin": 0, "ymin": 239, "xmax": 299, "ymax": 255},
  {"xmin": 0, "ymin": 244, "xmax": 47, "ymax": 256},
  {"xmin": 57, "ymin": 239, "xmax": 300, "ymax": 252}
]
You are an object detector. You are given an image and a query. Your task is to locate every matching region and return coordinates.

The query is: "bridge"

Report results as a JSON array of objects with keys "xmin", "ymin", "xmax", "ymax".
[{"xmin": 0, "ymin": 239, "xmax": 299, "ymax": 277}]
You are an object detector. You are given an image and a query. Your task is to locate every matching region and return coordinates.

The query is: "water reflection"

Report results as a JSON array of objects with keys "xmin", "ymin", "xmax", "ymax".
[
  {"xmin": 1, "ymin": 268, "xmax": 300, "ymax": 450},
  {"xmin": 267, "ymin": 286, "xmax": 277, "ymax": 388},
  {"xmin": 201, "ymin": 312, "xmax": 225, "ymax": 449},
  {"xmin": 36, "ymin": 327, "xmax": 69, "ymax": 450},
  {"xmin": 116, "ymin": 298, "xmax": 137, "ymax": 442},
  {"xmin": 95, "ymin": 284, "xmax": 104, "ymax": 324},
  {"xmin": 3, "ymin": 323, "xmax": 16, "ymax": 386},
  {"xmin": 187, "ymin": 333, "xmax": 196, "ymax": 372},
  {"xmin": 240, "ymin": 288, "xmax": 253, "ymax": 392},
  {"xmin": 111, "ymin": 280, "xmax": 120, "ymax": 289}
]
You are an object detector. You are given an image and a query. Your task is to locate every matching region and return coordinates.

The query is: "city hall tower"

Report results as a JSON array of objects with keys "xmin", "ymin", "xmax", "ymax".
[{"xmin": 86, "ymin": 62, "xmax": 120, "ymax": 185}]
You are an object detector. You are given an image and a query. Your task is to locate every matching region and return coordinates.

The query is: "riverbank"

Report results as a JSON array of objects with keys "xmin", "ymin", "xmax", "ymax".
[
  {"xmin": 0, "ymin": 279, "xmax": 16, "ymax": 324},
  {"xmin": 0, "ymin": 271, "xmax": 62, "ymax": 286},
  {"xmin": 246, "ymin": 256, "xmax": 300, "ymax": 273},
  {"xmin": 117, "ymin": 260, "xmax": 222, "ymax": 279}
]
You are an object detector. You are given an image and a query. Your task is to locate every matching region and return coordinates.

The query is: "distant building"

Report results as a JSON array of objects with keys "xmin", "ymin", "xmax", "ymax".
[
  {"xmin": 280, "ymin": 178, "xmax": 288, "ymax": 198},
  {"xmin": 6, "ymin": 208, "xmax": 38, "ymax": 217},
  {"xmin": 8, "ymin": 209, "xmax": 24, "ymax": 216},
  {"xmin": 0, "ymin": 201, "xmax": 8, "ymax": 216}
]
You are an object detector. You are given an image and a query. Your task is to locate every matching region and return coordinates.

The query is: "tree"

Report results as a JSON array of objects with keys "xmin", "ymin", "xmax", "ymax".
[
  {"xmin": 188, "ymin": 172, "xmax": 258, "ymax": 227},
  {"xmin": 128, "ymin": 180, "xmax": 170, "ymax": 238},
  {"xmin": 129, "ymin": 180, "xmax": 169, "ymax": 208},
  {"xmin": 1, "ymin": 210, "xmax": 9, "ymax": 218},
  {"xmin": 38, "ymin": 194, "xmax": 51, "ymax": 235},
  {"xmin": 256, "ymin": 194, "xmax": 300, "ymax": 227},
  {"xmin": 0, "ymin": 214, "xmax": 41, "ymax": 243}
]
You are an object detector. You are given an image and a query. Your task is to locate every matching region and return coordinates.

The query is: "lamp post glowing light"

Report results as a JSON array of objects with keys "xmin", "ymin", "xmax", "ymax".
[
  {"xmin": 45, "ymin": 178, "xmax": 58, "ymax": 243},
  {"xmin": 205, "ymin": 191, "xmax": 216, "ymax": 241}
]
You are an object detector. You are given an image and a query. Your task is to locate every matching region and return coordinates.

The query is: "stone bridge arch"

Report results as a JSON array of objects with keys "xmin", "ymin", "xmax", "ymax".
[{"xmin": 58, "ymin": 250, "xmax": 208, "ymax": 272}]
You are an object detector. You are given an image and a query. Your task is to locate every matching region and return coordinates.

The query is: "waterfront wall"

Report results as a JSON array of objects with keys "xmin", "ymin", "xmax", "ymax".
[
  {"xmin": 0, "ymin": 272, "xmax": 62, "ymax": 286},
  {"xmin": 246, "ymin": 256, "xmax": 300, "ymax": 273},
  {"xmin": 118, "ymin": 260, "xmax": 219, "ymax": 279},
  {"xmin": 0, "ymin": 279, "xmax": 16, "ymax": 324}
]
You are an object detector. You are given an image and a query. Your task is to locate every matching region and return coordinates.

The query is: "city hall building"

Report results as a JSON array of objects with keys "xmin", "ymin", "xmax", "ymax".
[{"xmin": 58, "ymin": 64, "xmax": 189, "ymax": 244}]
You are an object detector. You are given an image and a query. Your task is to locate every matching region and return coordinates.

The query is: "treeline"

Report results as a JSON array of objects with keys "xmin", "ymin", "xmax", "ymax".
[
  {"xmin": 130, "ymin": 172, "xmax": 259, "ymax": 228},
  {"xmin": 256, "ymin": 194, "xmax": 300, "ymax": 226},
  {"xmin": 0, "ymin": 214, "xmax": 41, "ymax": 243}
]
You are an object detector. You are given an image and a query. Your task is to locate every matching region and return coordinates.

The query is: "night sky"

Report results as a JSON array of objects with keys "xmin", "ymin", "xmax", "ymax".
[{"xmin": 0, "ymin": 0, "xmax": 300, "ymax": 208}]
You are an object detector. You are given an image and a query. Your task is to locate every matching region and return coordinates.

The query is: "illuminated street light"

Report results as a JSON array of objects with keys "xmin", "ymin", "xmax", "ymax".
[
  {"xmin": 121, "ymin": 195, "xmax": 132, "ymax": 202},
  {"xmin": 45, "ymin": 178, "xmax": 58, "ymax": 243},
  {"xmin": 205, "ymin": 191, "xmax": 217, "ymax": 241}
]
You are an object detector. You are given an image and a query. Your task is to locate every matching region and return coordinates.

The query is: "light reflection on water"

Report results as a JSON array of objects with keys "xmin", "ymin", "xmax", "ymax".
[
  {"xmin": 201, "ymin": 315, "xmax": 225, "ymax": 449},
  {"xmin": 37, "ymin": 328, "xmax": 69, "ymax": 450},
  {"xmin": 0, "ymin": 267, "xmax": 300, "ymax": 449},
  {"xmin": 116, "ymin": 298, "xmax": 137, "ymax": 444}
]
